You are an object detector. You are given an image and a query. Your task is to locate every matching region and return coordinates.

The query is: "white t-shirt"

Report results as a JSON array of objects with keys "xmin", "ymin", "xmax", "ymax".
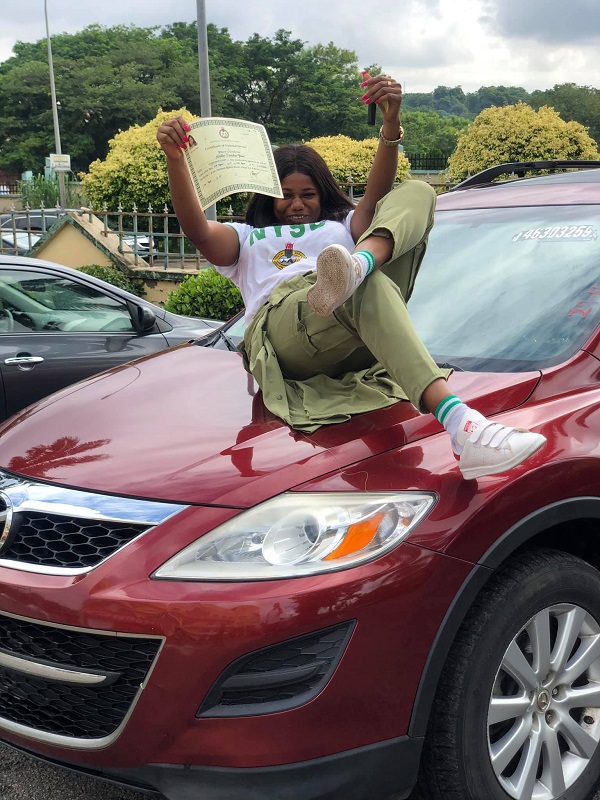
[{"xmin": 218, "ymin": 212, "xmax": 355, "ymax": 322}]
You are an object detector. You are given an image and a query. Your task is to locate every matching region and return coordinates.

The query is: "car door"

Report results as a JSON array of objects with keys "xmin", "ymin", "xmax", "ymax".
[{"xmin": 0, "ymin": 267, "xmax": 170, "ymax": 420}]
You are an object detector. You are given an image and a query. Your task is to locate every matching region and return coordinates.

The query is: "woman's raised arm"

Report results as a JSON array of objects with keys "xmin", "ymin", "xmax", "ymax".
[
  {"xmin": 350, "ymin": 75, "xmax": 404, "ymax": 242},
  {"xmin": 157, "ymin": 117, "xmax": 240, "ymax": 266}
]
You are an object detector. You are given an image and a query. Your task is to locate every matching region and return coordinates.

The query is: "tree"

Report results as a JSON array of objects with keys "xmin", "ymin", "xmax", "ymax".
[
  {"xmin": 0, "ymin": 25, "xmax": 197, "ymax": 174},
  {"xmin": 530, "ymin": 84, "xmax": 600, "ymax": 145},
  {"xmin": 448, "ymin": 103, "xmax": 600, "ymax": 181},
  {"xmin": 401, "ymin": 110, "xmax": 469, "ymax": 158},
  {"xmin": 466, "ymin": 86, "xmax": 531, "ymax": 116}
]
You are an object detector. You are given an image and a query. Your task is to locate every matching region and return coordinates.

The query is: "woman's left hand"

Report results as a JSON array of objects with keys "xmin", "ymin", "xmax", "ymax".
[{"xmin": 361, "ymin": 73, "xmax": 402, "ymax": 123}]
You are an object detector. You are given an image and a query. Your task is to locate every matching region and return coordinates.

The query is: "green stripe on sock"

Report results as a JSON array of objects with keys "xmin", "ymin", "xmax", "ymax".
[
  {"xmin": 355, "ymin": 250, "xmax": 376, "ymax": 274},
  {"xmin": 435, "ymin": 395, "xmax": 462, "ymax": 425}
]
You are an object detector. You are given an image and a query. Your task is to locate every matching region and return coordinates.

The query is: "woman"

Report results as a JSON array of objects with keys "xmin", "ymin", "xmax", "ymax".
[{"xmin": 157, "ymin": 74, "xmax": 545, "ymax": 480}]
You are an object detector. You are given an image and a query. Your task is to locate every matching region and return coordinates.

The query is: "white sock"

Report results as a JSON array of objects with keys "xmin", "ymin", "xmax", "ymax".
[
  {"xmin": 352, "ymin": 250, "xmax": 376, "ymax": 281},
  {"xmin": 435, "ymin": 396, "xmax": 488, "ymax": 455}
]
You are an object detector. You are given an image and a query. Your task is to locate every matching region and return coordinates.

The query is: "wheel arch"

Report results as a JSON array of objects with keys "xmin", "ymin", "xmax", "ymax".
[{"xmin": 408, "ymin": 496, "xmax": 600, "ymax": 738}]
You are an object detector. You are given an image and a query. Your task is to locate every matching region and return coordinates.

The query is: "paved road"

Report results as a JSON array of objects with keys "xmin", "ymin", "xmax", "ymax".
[
  {"xmin": 0, "ymin": 745, "xmax": 152, "ymax": 800},
  {"xmin": 2, "ymin": 743, "xmax": 600, "ymax": 800}
]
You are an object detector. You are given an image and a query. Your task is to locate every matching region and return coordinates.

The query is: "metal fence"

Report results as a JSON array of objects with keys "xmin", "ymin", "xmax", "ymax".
[
  {"xmin": 0, "ymin": 204, "xmax": 234, "ymax": 269},
  {"xmin": 406, "ymin": 153, "xmax": 450, "ymax": 171},
  {"xmin": 0, "ymin": 173, "xmax": 453, "ymax": 268}
]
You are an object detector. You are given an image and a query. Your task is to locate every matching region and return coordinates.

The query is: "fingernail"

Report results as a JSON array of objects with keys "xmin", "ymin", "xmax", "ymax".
[
  {"xmin": 180, "ymin": 143, "xmax": 186, "ymax": 149},
  {"xmin": 361, "ymin": 81, "xmax": 368, "ymax": 87},
  {"xmin": 361, "ymin": 93, "xmax": 368, "ymax": 100},
  {"xmin": 183, "ymin": 135, "xmax": 188, "ymax": 142},
  {"xmin": 361, "ymin": 70, "xmax": 367, "ymax": 76},
  {"xmin": 363, "ymin": 99, "xmax": 370, "ymax": 104},
  {"xmin": 184, "ymin": 123, "xmax": 191, "ymax": 131}
]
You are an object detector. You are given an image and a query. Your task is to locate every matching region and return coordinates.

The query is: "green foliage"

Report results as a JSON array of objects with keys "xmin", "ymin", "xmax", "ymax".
[
  {"xmin": 306, "ymin": 135, "xmax": 410, "ymax": 183},
  {"xmin": 401, "ymin": 110, "xmax": 469, "ymax": 158},
  {"xmin": 0, "ymin": 24, "xmax": 196, "ymax": 175},
  {"xmin": 1, "ymin": 19, "xmax": 599, "ymax": 181},
  {"xmin": 403, "ymin": 85, "xmax": 533, "ymax": 119},
  {"xmin": 76, "ymin": 264, "xmax": 143, "ymax": 295},
  {"xmin": 448, "ymin": 103, "xmax": 600, "ymax": 181},
  {"xmin": 530, "ymin": 84, "xmax": 600, "ymax": 145},
  {"xmin": 80, "ymin": 108, "xmax": 194, "ymax": 210},
  {"xmin": 19, "ymin": 174, "xmax": 84, "ymax": 208},
  {"xmin": 164, "ymin": 268, "xmax": 243, "ymax": 320}
]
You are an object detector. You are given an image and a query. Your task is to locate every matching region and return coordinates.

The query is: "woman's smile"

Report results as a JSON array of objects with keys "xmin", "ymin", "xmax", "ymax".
[{"xmin": 273, "ymin": 172, "xmax": 322, "ymax": 225}]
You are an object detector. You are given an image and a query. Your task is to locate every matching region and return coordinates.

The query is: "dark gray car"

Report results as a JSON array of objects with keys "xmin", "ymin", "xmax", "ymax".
[{"xmin": 0, "ymin": 255, "xmax": 222, "ymax": 420}]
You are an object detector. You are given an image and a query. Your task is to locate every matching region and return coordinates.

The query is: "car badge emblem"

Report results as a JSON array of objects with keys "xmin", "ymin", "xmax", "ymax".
[{"xmin": 0, "ymin": 491, "xmax": 14, "ymax": 557}]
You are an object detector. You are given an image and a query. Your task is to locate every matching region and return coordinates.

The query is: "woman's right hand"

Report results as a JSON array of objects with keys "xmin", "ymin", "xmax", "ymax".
[{"xmin": 156, "ymin": 116, "xmax": 190, "ymax": 160}]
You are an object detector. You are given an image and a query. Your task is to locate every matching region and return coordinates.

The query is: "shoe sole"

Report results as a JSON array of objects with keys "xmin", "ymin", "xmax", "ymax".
[
  {"xmin": 307, "ymin": 246, "xmax": 351, "ymax": 318},
  {"xmin": 460, "ymin": 435, "xmax": 546, "ymax": 480}
]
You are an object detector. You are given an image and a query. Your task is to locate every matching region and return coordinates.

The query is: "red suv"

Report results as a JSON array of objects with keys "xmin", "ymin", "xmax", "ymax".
[{"xmin": 0, "ymin": 162, "xmax": 599, "ymax": 800}]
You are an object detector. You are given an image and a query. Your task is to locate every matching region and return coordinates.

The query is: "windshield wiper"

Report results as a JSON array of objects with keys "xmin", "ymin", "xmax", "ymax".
[
  {"xmin": 195, "ymin": 328, "xmax": 238, "ymax": 351},
  {"xmin": 436, "ymin": 361, "xmax": 465, "ymax": 372}
]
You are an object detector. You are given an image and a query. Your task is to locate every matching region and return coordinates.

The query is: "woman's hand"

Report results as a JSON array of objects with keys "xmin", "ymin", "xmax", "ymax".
[
  {"xmin": 156, "ymin": 116, "xmax": 191, "ymax": 161},
  {"xmin": 361, "ymin": 73, "xmax": 402, "ymax": 126}
]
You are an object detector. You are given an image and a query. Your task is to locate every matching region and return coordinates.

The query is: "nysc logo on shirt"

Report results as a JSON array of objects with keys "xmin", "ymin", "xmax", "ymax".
[{"xmin": 272, "ymin": 242, "xmax": 306, "ymax": 270}]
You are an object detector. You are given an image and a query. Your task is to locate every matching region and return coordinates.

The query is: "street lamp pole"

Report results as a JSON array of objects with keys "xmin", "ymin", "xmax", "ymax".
[
  {"xmin": 196, "ymin": 0, "xmax": 216, "ymax": 220},
  {"xmin": 44, "ymin": 0, "xmax": 66, "ymax": 208}
]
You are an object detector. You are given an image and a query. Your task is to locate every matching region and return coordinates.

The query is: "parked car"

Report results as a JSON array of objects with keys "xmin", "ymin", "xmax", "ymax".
[
  {"xmin": 0, "ymin": 210, "xmax": 151, "ymax": 258},
  {"xmin": 0, "ymin": 255, "xmax": 221, "ymax": 420},
  {"xmin": 0, "ymin": 162, "xmax": 599, "ymax": 800}
]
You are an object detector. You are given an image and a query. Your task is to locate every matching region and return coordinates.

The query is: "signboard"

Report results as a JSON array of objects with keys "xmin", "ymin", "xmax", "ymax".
[{"xmin": 48, "ymin": 154, "xmax": 71, "ymax": 172}]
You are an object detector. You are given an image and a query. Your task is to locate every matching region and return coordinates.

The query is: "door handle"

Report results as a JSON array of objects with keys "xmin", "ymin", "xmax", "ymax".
[{"xmin": 4, "ymin": 356, "xmax": 45, "ymax": 366}]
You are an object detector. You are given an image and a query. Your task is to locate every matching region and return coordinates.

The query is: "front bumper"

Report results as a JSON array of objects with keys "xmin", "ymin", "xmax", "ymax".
[{"xmin": 2, "ymin": 735, "xmax": 424, "ymax": 800}]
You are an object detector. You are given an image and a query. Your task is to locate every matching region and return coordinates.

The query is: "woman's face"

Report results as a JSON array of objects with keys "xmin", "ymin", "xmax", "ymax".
[{"xmin": 273, "ymin": 172, "xmax": 322, "ymax": 225}]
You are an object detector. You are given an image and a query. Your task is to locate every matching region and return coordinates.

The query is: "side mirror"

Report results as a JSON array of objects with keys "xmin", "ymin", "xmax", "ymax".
[{"xmin": 130, "ymin": 303, "xmax": 156, "ymax": 334}]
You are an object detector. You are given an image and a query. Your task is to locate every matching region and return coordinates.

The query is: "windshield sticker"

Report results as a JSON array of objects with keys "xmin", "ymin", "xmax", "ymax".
[
  {"xmin": 567, "ymin": 285, "xmax": 600, "ymax": 319},
  {"xmin": 511, "ymin": 226, "xmax": 598, "ymax": 243}
]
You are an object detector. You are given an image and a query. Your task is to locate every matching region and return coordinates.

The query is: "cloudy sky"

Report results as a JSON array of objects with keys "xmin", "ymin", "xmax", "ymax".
[{"xmin": 1, "ymin": 0, "xmax": 599, "ymax": 93}]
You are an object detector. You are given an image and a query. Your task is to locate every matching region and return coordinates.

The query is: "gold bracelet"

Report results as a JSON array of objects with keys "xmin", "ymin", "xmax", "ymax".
[{"xmin": 379, "ymin": 125, "xmax": 404, "ymax": 147}]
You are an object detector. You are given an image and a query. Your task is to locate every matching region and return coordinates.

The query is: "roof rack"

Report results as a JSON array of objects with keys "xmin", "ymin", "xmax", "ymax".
[{"xmin": 451, "ymin": 160, "xmax": 600, "ymax": 191}]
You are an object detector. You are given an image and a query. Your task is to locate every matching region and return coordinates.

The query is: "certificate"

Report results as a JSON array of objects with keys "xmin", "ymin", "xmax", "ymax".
[{"xmin": 183, "ymin": 117, "xmax": 283, "ymax": 210}]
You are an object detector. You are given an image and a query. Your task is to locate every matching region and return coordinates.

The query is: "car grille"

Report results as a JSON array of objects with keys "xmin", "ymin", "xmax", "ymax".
[
  {"xmin": 6, "ymin": 509, "xmax": 148, "ymax": 569},
  {"xmin": 0, "ymin": 471, "xmax": 187, "ymax": 575},
  {"xmin": 197, "ymin": 621, "xmax": 355, "ymax": 718},
  {"xmin": 0, "ymin": 612, "xmax": 162, "ymax": 743}
]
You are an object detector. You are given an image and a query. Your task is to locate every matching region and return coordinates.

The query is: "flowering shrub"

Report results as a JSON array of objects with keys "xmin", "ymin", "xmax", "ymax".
[
  {"xmin": 448, "ymin": 103, "xmax": 600, "ymax": 181},
  {"xmin": 80, "ymin": 110, "xmax": 194, "ymax": 211},
  {"xmin": 306, "ymin": 135, "xmax": 411, "ymax": 184}
]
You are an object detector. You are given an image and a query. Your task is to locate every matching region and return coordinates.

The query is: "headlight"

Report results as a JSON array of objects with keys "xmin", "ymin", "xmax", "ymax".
[{"xmin": 153, "ymin": 492, "xmax": 436, "ymax": 581}]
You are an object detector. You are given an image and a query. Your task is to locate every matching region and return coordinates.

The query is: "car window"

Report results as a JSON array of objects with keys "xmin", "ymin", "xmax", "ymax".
[
  {"xmin": 0, "ymin": 270, "xmax": 136, "ymax": 333},
  {"xmin": 409, "ymin": 205, "xmax": 600, "ymax": 371}
]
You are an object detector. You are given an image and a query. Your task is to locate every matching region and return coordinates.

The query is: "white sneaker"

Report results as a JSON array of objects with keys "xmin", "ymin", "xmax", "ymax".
[
  {"xmin": 307, "ymin": 244, "xmax": 365, "ymax": 317},
  {"xmin": 456, "ymin": 411, "xmax": 546, "ymax": 480}
]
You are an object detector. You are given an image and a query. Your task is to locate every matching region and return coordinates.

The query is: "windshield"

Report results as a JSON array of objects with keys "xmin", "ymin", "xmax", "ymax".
[{"xmin": 409, "ymin": 205, "xmax": 600, "ymax": 371}]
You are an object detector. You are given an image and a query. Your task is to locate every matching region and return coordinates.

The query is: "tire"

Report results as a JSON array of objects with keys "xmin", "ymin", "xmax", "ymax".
[{"xmin": 416, "ymin": 548, "xmax": 600, "ymax": 800}]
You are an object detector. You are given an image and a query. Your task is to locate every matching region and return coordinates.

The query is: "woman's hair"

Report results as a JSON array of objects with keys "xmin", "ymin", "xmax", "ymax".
[{"xmin": 245, "ymin": 144, "xmax": 354, "ymax": 227}]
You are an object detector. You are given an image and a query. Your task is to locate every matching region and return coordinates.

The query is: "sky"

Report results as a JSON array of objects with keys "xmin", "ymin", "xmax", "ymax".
[{"xmin": 1, "ymin": 0, "xmax": 599, "ymax": 93}]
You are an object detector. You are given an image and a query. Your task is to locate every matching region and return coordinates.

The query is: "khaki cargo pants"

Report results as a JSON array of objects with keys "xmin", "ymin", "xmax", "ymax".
[{"xmin": 255, "ymin": 180, "xmax": 444, "ymax": 412}]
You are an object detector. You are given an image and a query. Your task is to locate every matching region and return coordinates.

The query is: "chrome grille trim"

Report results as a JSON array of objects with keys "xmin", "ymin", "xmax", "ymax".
[
  {"xmin": 0, "ymin": 609, "xmax": 165, "ymax": 749},
  {"xmin": 0, "ymin": 471, "xmax": 188, "ymax": 574}
]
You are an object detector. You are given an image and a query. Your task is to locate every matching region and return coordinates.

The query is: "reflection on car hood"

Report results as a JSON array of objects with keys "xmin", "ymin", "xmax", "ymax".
[{"xmin": 0, "ymin": 345, "xmax": 540, "ymax": 506}]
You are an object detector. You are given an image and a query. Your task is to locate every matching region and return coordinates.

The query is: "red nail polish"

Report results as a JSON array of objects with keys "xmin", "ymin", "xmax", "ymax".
[
  {"xmin": 361, "ymin": 70, "xmax": 367, "ymax": 76},
  {"xmin": 361, "ymin": 81, "xmax": 368, "ymax": 87},
  {"xmin": 183, "ymin": 135, "xmax": 189, "ymax": 142},
  {"xmin": 184, "ymin": 123, "xmax": 191, "ymax": 131},
  {"xmin": 361, "ymin": 94, "xmax": 368, "ymax": 100}
]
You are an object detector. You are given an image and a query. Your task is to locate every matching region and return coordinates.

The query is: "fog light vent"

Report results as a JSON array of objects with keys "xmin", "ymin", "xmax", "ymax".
[{"xmin": 197, "ymin": 621, "xmax": 355, "ymax": 718}]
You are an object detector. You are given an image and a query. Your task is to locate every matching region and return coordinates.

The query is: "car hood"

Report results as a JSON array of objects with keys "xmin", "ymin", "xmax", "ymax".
[{"xmin": 0, "ymin": 345, "xmax": 540, "ymax": 506}]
